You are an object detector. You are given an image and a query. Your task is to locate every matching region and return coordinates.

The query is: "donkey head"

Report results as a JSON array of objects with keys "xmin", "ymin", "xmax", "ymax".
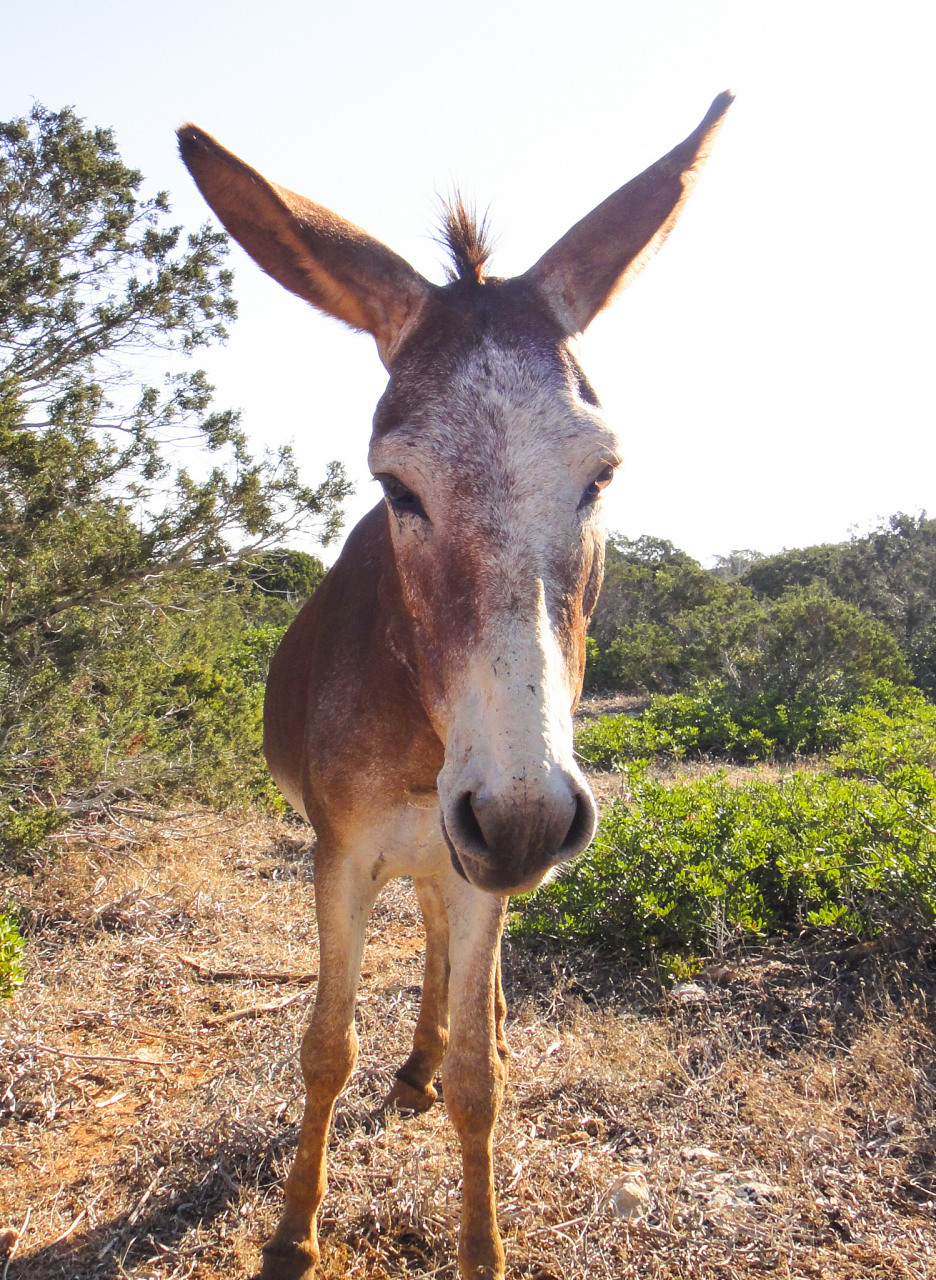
[{"xmin": 179, "ymin": 94, "xmax": 732, "ymax": 895}]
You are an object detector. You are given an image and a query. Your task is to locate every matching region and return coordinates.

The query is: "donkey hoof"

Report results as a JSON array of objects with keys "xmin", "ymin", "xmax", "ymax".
[
  {"xmin": 384, "ymin": 1077, "xmax": 437, "ymax": 1113},
  {"xmin": 257, "ymin": 1239, "xmax": 319, "ymax": 1280}
]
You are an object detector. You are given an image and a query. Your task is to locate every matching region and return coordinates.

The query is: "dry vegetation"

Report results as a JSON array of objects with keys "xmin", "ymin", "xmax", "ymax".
[{"xmin": 2, "ymin": 803, "xmax": 935, "ymax": 1280}]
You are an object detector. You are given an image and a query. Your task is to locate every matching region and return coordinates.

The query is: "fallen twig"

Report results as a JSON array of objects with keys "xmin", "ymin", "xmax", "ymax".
[
  {"xmin": 49, "ymin": 1208, "xmax": 86, "ymax": 1246},
  {"xmin": 179, "ymin": 953, "xmax": 319, "ymax": 985},
  {"xmin": 24, "ymin": 1042, "xmax": 175, "ymax": 1068},
  {"xmin": 525, "ymin": 1214, "xmax": 586, "ymax": 1237},
  {"xmin": 97, "ymin": 1169, "xmax": 163, "ymax": 1259},
  {"xmin": 204, "ymin": 991, "xmax": 307, "ymax": 1025},
  {"xmin": 130, "ymin": 1022, "xmax": 212, "ymax": 1051}
]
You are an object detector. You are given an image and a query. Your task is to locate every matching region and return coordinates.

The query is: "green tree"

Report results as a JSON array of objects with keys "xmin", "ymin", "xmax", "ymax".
[
  {"xmin": 589, "ymin": 534, "xmax": 721, "ymax": 649},
  {"xmin": 586, "ymin": 534, "xmax": 734, "ymax": 691},
  {"xmin": 0, "ymin": 104, "xmax": 350, "ymax": 852},
  {"xmin": 741, "ymin": 514, "xmax": 936, "ymax": 693},
  {"xmin": 240, "ymin": 549, "xmax": 327, "ymax": 625},
  {"xmin": 739, "ymin": 584, "xmax": 910, "ymax": 705},
  {"xmin": 709, "ymin": 548, "xmax": 764, "ymax": 582}
]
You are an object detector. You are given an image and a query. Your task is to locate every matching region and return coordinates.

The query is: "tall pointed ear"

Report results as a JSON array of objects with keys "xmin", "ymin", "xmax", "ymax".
[
  {"xmin": 523, "ymin": 92, "xmax": 734, "ymax": 335},
  {"xmin": 177, "ymin": 126, "xmax": 432, "ymax": 368}
]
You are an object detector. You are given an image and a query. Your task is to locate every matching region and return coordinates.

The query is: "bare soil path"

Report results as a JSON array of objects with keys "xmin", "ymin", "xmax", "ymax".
[{"xmin": 2, "ymin": 807, "xmax": 935, "ymax": 1279}]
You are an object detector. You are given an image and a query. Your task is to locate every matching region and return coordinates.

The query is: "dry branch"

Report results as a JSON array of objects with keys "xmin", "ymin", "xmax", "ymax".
[
  {"xmin": 178, "ymin": 953, "xmax": 319, "ymax": 985},
  {"xmin": 48, "ymin": 1210, "xmax": 87, "ymax": 1246},
  {"xmin": 24, "ymin": 1042, "xmax": 175, "ymax": 1068},
  {"xmin": 203, "ymin": 991, "xmax": 307, "ymax": 1025},
  {"xmin": 97, "ymin": 1170, "xmax": 163, "ymax": 1260}
]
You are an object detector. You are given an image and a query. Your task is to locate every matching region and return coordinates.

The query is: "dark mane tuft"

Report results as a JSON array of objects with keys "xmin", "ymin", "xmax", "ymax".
[{"xmin": 438, "ymin": 194, "xmax": 495, "ymax": 284}]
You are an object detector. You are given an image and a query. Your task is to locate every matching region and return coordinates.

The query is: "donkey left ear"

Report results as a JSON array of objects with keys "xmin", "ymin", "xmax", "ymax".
[{"xmin": 523, "ymin": 92, "xmax": 733, "ymax": 336}]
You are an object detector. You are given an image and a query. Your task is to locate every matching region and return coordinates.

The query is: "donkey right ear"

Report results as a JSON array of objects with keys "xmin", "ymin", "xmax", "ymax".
[
  {"xmin": 177, "ymin": 126, "xmax": 432, "ymax": 369},
  {"xmin": 524, "ymin": 92, "xmax": 733, "ymax": 336}
]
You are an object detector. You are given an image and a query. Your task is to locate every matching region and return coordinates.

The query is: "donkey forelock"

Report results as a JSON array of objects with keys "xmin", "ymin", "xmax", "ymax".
[{"xmin": 437, "ymin": 194, "xmax": 496, "ymax": 284}]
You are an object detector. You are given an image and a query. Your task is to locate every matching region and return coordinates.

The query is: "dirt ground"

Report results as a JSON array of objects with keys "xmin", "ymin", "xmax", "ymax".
[{"xmin": 2, "ymin": 804, "xmax": 935, "ymax": 1280}]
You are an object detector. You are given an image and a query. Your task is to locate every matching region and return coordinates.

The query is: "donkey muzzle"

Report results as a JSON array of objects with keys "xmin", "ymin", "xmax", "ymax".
[{"xmin": 441, "ymin": 775, "xmax": 597, "ymax": 894}]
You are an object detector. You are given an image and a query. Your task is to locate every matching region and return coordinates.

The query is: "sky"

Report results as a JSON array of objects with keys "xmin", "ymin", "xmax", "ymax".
[{"xmin": 3, "ymin": 0, "xmax": 934, "ymax": 565}]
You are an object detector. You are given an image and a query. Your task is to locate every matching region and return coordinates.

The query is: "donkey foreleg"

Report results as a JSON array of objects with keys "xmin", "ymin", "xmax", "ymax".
[
  {"xmin": 441, "ymin": 878, "xmax": 509, "ymax": 1280},
  {"xmin": 385, "ymin": 876, "xmax": 451, "ymax": 1112},
  {"xmin": 260, "ymin": 853, "xmax": 381, "ymax": 1280}
]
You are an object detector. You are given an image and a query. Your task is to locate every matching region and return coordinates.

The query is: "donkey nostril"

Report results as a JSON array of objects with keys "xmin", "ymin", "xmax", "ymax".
[
  {"xmin": 453, "ymin": 790, "xmax": 487, "ymax": 852},
  {"xmin": 449, "ymin": 783, "xmax": 595, "ymax": 865},
  {"xmin": 562, "ymin": 789, "xmax": 597, "ymax": 855}
]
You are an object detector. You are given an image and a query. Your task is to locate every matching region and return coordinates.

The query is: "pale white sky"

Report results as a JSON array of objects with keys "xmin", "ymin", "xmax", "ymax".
[{"xmin": 4, "ymin": 0, "xmax": 934, "ymax": 563}]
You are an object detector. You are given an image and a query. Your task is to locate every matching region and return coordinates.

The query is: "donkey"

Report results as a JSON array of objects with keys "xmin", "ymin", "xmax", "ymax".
[{"xmin": 179, "ymin": 92, "xmax": 732, "ymax": 1280}]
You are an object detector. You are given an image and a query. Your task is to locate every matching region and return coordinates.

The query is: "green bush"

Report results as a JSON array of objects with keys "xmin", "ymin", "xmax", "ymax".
[
  {"xmin": 585, "ymin": 623, "xmax": 687, "ymax": 693},
  {"xmin": 575, "ymin": 678, "xmax": 923, "ymax": 769},
  {"xmin": 526, "ymin": 684, "xmax": 936, "ymax": 954},
  {"xmin": 159, "ymin": 616, "xmax": 287, "ymax": 808},
  {"xmin": 514, "ymin": 765, "xmax": 936, "ymax": 954},
  {"xmin": 0, "ymin": 908, "xmax": 24, "ymax": 998},
  {"xmin": 585, "ymin": 534, "xmax": 733, "ymax": 693},
  {"xmin": 830, "ymin": 684, "xmax": 936, "ymax": 787},
  {"xmin": 585, "ymin": 521, "xmax": 927, "ymax": 699},
  {"xmin": 0, "ymin": 584, "xmax": 287, "ymax": 857},
  {"xmin": 741, "ymin": 513, "xmax": 936, "ymax": 686},
  {"xmin": 576, "ymin": 681, "xmax": 832, "ymax": 767},
  {"xmin": 731, "ymin": 585, "xmax": 910, "ymax": 705}
]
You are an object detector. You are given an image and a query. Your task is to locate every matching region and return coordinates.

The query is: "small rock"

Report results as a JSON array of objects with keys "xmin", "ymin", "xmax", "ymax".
[
  {"xmin": 681, "ymin": 1145, "xmax": 723, "ymax": 1165},
  {"xmin": 609, "ymin": 1171, "xmax": 652, "ymax": 1220},
  {"xmin": 0, "ymin": 1229, "xmax": 18, "ymax": 1255},
  {"xmin": 699, "ymin": 962, "xmax": 737, "ymax": 984},
  {"xmin": 671, "ymin": 981, "xmax": 708, "ymax": 1003},
  {"xmin": 734, "ymin": 1181, "xmax": 783, "ymax": 1205}
]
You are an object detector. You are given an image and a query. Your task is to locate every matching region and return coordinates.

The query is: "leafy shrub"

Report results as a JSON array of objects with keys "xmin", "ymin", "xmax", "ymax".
[
  {"xmin": 907, "ymin": 621, "xmax": 936, "ymax": 699},
  {"xmin": 514, "ymin": 765, "xmax": 936, "ymax": 954},
  {"xmin": 586, "ymin": 519, "xmax": 928, "ymax": 698},
  {"xmin": 585, "ymin": 623, "xmax": 687, "ymax": 693},
  {"xmin": 742, "ymin": 513, "xmax": 936, "ymax": 678},
  {"xmin": 576, "ymin": 681, "xmax": 830, "ymax": 767},
  {"xmin": 831, "ymin": 683, "xmax": 936, "ymax": 779},
  {"xmin": 159, "ymin": 617, "xmax": 287, "ymax": 808},
  {"xmin": 730, "ymin": 585, "xmax": 910, "ymax": 705},
  {"xmin": 0, "ymin": 908, "xmax": 24, "ymax": 998},
  {"xmin": 241, "ymin": 550, "xmax": 326, "ymax": 625},
  {"xmin": 588, "ymin": 534, "xmax": 722, "ymax": 651},
  {"xmin": 527, "ymin": 684, "xmax": 936, "ymax": 954},
  {"xmin": 575, "ymin": 678, "xmax": 921, "ymax": 769},
  {"xmin": 585, "ymin": 534, "xmax": 733, "ymax": 693},
  {"xmin": 0, "ymin": 583, "xmax": 287, "ymax": 857}
]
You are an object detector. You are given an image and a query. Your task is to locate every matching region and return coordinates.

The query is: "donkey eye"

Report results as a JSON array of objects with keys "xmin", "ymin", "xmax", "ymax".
[
  {"xmin": 376, "ymin": 473, "xmax": 429, "ymax": 520},
  {"xmin": 578, "ymin": 464, "xmax": 615, "ymax": 510}
]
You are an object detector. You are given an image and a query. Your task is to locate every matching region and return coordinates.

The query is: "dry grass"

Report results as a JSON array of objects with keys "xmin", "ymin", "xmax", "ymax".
[{"xmin": 2, "ymin": 807, "xmax": 935, "ymax": 1280}]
